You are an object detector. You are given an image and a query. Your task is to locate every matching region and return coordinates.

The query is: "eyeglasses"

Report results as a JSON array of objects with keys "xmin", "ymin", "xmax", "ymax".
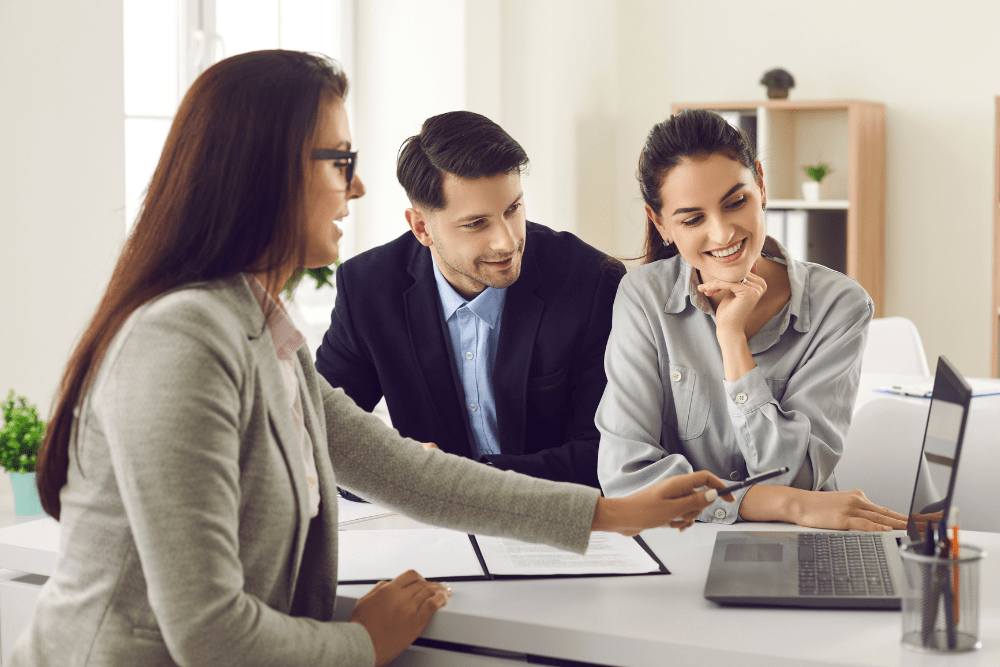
[{"xmin": 310, "ymin": 149, "xmax": 358, "ymax": 190}]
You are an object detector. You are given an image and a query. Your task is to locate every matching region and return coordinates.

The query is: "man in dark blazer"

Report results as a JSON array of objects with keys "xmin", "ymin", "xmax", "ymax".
[{"xmin": 315, "ymin": 111, "xmax": 623, "ymax": 488}]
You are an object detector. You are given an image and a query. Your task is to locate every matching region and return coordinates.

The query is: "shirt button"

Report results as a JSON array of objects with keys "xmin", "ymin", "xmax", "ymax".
[
  {"xmin": 735, "ymin": 392, "xmax": 748, "ymax": 404},
  {"xmin": 465, "ymin": 351, "xmax": 474, "ymax": 360},
  {"xmin": 670, "ymin": 371, "xmax": 682, "ymax": 382},
  {"xmin": 714, "ymin": 509, "xmax": 726, "ymax": 520},
  {"xmin": 469, "ymin": 403, "xmax": 478, "ymax": 412},
  {"xmin": 730, "ymin": 472, "xmax": 740, "ymax": 481}
]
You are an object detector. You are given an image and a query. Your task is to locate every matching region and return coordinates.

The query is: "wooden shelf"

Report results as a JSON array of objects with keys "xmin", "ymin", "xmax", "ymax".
[{"xmin": 672, "ymin": 100, "xmax": 886, "ymax": 317}]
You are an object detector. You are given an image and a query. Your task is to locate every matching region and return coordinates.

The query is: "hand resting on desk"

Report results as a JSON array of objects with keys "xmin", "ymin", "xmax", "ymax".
[
  {"xmin": 349, "ymin": 569, "xmax": 451, "ymax": 667},
  {"xmin": 739, "ymin": 486, "xmax": 908, "ymax": 532}
]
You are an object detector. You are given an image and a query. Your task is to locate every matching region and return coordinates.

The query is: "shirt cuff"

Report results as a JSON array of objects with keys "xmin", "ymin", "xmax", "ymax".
[
  {"xmin": 723, "ymin": 366, "xmax": 774, "ymax": 416},
  {"xmin": 698, "ymin": 485, "xmax": 751, "ymax": 524}
]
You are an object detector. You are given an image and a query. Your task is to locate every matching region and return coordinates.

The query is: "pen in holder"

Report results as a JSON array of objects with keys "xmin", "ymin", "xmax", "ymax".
[{"xmin": 899, "ymin": 542, "xmax": 985, "ymax": 653}]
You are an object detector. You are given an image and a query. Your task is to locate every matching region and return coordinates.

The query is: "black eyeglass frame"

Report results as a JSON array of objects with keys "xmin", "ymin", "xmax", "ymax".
[{"xmin": 310, "ymin": 149, "xmax": 357, "ymax": 190}]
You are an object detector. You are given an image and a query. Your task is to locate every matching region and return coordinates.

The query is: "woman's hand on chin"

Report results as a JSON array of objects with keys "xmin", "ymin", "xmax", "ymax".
[{"xmin": 698, "ymin": 266, "xmax": 767, "ymax": 337}]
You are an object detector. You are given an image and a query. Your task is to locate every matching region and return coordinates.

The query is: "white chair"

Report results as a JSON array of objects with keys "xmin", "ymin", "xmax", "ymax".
[
  {"xmin": 839, "ymin": 396, "xmax": 1000, "ymax": 533},
  {"xmin": 837, "ymin": 397, "xmax": 927, "ymax": 515},
  {"xmin": 861, "ymin": 316, "xmax": 931, "ymax": 376}
]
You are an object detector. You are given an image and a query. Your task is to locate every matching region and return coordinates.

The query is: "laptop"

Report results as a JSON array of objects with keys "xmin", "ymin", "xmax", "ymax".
[{"xmin": 703, "ymin": 355, "xmax": 973, "ymax": 609}]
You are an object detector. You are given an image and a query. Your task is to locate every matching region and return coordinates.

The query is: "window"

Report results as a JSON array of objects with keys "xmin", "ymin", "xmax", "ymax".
[{"xmin": 123, "ymin": 0, "xmax": 352, "ymax": 249}]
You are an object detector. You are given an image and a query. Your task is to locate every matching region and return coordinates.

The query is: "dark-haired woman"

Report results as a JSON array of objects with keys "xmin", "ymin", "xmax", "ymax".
[
  {"xmin": 13, "ymin": 54, "xmax": 730, "ymax": 667},
  {"xmin": 597, "ymin": 109, "xmax": 908, "ymax": 533}
]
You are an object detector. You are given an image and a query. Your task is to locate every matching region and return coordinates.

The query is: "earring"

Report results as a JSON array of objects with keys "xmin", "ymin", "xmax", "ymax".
[
  {"xmin": 762, "ymin": 202, "xmax": 767, "ymax": 211},
  {"xmin": 662, "ymin": 239, "xmax": 673, "ymax": 247}
]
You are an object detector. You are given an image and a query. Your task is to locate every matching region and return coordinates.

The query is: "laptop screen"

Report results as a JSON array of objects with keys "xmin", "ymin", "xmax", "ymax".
[{"xmin": 904, "ymin": 356, "xmax": 973, "ymax": 543}]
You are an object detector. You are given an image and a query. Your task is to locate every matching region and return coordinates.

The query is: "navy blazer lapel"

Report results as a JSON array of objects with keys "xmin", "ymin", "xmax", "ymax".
[
  {"xmin": 404, "ymin": 249, "xmax": 474, "ymax": 458},
  {"xmin": 494, "ymin": 243, "xmax": 544, "ymax": 455}
]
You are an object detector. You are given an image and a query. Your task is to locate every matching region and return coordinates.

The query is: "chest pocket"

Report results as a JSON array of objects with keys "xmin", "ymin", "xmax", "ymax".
[{"xmin": 666, "ymin": 365, "xmax": 711, "ymax": 441}]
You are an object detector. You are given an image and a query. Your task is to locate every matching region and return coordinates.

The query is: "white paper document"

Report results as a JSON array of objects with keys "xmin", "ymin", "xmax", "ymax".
[
  {"xmin": 337, "ymin": 529, "xmax": 666, "ymax": 583},
  {"xmin": 475, "ymin": 532, "xmax": 662, "ymax": 577},
  {"xmin": 338, "ymin": 529, "xmax": 485, "ymax": 582},
  {"xmin": 337, "ymin": 496, "xmax": 394, "ymax": 525}
]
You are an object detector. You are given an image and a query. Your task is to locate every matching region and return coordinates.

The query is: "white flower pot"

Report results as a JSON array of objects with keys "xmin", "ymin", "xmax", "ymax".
[{"xmin": 801, "ymin": 181, "xmax": 821, "ymax": 202}]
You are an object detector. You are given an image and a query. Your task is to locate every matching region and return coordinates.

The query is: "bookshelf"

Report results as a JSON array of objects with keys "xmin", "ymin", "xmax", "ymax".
[{"xmin": 671, "ymin": 100, "xmax": 886, "ymax": 317}]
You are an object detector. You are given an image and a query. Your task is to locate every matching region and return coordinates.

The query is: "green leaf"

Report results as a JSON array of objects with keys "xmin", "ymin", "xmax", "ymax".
[{"xmin": 0, "ymin": 390, "xmax": 43, "ymax": 473}]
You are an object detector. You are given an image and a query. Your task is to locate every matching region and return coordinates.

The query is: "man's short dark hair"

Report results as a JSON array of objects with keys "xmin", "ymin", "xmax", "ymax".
[{"xmin": 396, "ymin": 111, "xmax": 529, "ymax": 210}]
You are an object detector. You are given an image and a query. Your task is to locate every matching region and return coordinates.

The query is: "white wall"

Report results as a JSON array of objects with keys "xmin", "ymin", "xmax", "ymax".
[
  {"xmin": 0, "ymin": 0, "xmax": 126, "ymax": 416},
  {"xmin": 469, "ymin": 0, "xmax": 996, "ymax": 378},
  {"xmin": 349, "ymin": 0, "xmax": 467, "ymax": 255}
]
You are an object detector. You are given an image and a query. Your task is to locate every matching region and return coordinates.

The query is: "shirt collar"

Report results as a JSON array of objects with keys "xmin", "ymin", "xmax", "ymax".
[
  {"xmin": 431, "ymin": 258, "xmax": 506, "ymax": 329},
  {"xmin": 244, "ymin": 275, "xmax": 307, "ymax": 360},
  {"xmin": 663, "ymin": 236, "xmax": 811, "ymax": 335}
]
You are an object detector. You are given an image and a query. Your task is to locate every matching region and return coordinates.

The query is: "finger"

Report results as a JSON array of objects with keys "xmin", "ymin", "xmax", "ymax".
[
  {"xmin": 394, "ymin": 570, "xmax": 426, "ymax": 588},
  {"xmin": 847, "ymin": 517, "xmax": 895, "ymax": 532},
  {"xmin": 422, "ymin": 441, "xmax": 439, "ymax": 451},
  {"xmin": 859, "ymin": 510, "xmax": 908, "ymax": 530}
]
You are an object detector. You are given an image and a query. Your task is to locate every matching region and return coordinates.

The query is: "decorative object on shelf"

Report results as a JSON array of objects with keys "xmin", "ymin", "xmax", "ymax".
[
  {"xmin": 801, "ymin": 163, "xmax": 831, "ymax": 202},
  {"xmin": 0, "ymin": 390, "xmax": 45, "ymax": 515},
  {"xmin": 760, "ymin": 68, "xmax": 795, "ymax": 99}
]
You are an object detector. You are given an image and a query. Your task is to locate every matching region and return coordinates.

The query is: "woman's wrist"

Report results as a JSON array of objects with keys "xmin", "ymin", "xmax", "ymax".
[
  {"xmin": 739, "ymin": 484, "xmax": 804, "ymax": 523},
  {"xmin": 591, "ymin": 496, "xmax": 622, "ymax": 532}
]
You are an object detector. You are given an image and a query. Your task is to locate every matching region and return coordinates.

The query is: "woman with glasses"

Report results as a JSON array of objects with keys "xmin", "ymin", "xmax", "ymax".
[{"xmin": 13, "ymin": 52, "xmax": 730, "ymax": 667}]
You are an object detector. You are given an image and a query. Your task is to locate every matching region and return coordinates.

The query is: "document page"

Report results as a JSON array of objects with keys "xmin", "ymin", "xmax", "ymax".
[
  {"xmin": 337, "ymin": 495, "xmax": 394, "ymax": 525},
  {"xmin": 474, "ymin": 532, "xmax": 664, "ymax": 577},
  {"xmin": 337, "ymin": 529, "xmax": 486, "ymax": 583}
]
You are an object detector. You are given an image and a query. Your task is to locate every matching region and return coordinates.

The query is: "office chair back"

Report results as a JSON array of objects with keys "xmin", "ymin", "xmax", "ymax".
[{"xmin": 861, "ymin": 316, "xmax": 931, "ymax": 376}]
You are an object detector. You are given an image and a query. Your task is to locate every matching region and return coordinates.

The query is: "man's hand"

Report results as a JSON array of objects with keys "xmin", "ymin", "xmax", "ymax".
[{"xmin": 349, "ymin": 570, "xmax": 451, "ymax": 666}]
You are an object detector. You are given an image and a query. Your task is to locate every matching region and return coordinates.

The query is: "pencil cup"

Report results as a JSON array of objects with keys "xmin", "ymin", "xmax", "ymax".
[{"xmin": 899, "ymin": 543, "xmax": 984, "ymax": 653}]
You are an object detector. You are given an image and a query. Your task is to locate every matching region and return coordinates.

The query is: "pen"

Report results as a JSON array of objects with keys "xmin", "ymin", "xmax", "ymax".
[
  {"xmin": 885, "ymin": 386, "xmax": 932, "ymax": 398},
  {"xmin": 951, "ymin": 507, "xmax": 960, "ymax": 624},
  {"xmin": 718, "ymin": 466, "xmax": 790, "ymax": 495}
]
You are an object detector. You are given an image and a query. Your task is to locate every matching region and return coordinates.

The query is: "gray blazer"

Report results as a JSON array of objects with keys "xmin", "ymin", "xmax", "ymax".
[{"xmin": 12, "ymin": 275, "xmax": 599, "ymax": 667}]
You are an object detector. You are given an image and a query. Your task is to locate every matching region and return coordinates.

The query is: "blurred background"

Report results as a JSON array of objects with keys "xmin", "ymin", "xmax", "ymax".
[{"xmin": 2, "ymin": 0, "xmax": 998, "ymax": 416}]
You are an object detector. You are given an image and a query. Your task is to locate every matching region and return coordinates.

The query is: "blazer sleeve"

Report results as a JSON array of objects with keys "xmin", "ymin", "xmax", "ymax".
[
  {"xmin": 314, "ymin": 261, "xmax": 383, "ymax": 412},
  {"xmin": 94, "ymin": 303, "xmax": 374, "ymax": 667},
  {"xmin": 321, "ymin": 380, "xmax": 600, "ymax": 555},
  {"xmin": 484, "ymin": 259, "xmax": 624, "ymax": 487}
]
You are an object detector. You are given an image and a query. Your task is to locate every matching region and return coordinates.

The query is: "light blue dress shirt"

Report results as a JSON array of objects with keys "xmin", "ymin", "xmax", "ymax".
[
  {"xmin": 432, "ymin": 260, "xmax": 506, "ymax": 459},
  {"xmin": 596, "ymin": 238, "xmax": 874, "ymax": 524}
]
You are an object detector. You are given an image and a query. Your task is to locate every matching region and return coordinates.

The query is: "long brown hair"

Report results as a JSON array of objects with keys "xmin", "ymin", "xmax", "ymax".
[
  {"xmin": 37, "ymin": 51, "xmax": 348, "ymax": 518},
  {"xmin": 634, "ymin": 109, "xmax": 758, "ymax": 264}
]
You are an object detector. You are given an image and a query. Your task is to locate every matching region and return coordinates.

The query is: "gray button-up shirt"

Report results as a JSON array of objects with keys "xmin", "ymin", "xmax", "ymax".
[{"xmin": 596, "ymin": 239, "xmax": 874, "ymax": 524}]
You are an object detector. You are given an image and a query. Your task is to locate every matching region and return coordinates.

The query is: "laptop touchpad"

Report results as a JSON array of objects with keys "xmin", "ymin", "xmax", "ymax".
[{"xmin": 724, "ymin": 543, "xmax": 783, "ymax": 562}]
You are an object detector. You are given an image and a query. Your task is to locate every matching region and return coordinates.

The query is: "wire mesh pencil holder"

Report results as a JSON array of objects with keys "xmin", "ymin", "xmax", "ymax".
[{"xmin": 899, "ymin": 543, "xmax": 985, "ymax": 653}]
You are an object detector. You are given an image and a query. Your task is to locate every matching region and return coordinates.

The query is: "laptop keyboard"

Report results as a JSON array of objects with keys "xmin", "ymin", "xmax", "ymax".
[{"xmin": 797, "ymin": 533, "xmax": 894, "ymax": 597}]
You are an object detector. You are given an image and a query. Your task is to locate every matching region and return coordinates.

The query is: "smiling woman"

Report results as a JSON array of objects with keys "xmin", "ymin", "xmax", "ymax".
[{"xmin": 597, "ymin": 109, "xmax": 909, "ymax": 535}]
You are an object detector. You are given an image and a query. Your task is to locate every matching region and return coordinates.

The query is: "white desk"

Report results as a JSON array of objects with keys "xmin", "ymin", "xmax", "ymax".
[
  {"xmin": 336, "ymin": 518, "xmax": 1000, "ymax": 666},
  {"xmin": 1, "ymin": 513, "xmax": 999, "ymax": 666}
]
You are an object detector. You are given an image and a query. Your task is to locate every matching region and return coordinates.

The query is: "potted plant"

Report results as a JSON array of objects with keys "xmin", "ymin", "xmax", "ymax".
[
  {"xmin": 0, "ymin": 390, "xmax": 45, "ymax": 516},
  {"xmin": 760, "ymin": 68, "xmax": 795, "ymax": 99},
  {"xmin": 283, "ymin": 265, "xmax": 337, "ymax": 298},
  {"xmin": 801, "ymin": 163, "xmax": 831, "ymax": 202}
]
